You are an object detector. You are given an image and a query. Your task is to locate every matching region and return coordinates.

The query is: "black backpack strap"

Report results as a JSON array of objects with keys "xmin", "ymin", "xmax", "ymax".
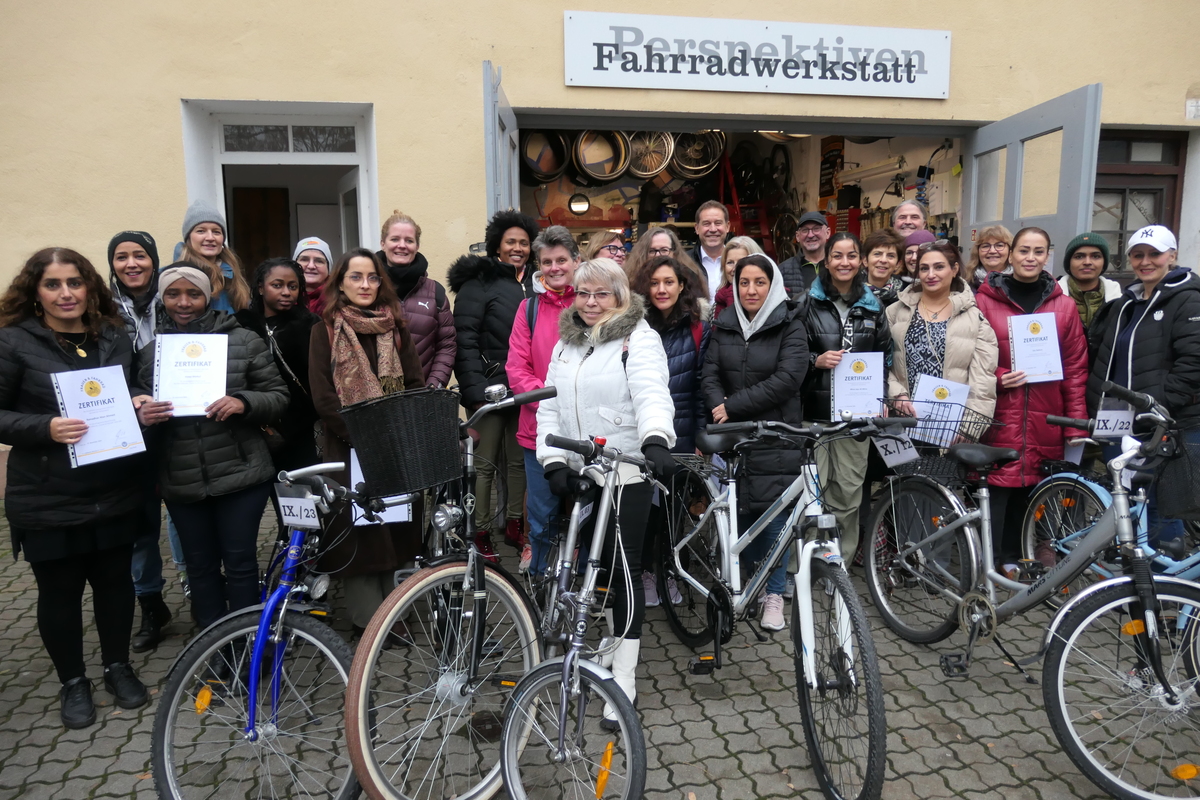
[{"xmin": 526, "ymin": 295, "xmax": 539, "ymax": 337}]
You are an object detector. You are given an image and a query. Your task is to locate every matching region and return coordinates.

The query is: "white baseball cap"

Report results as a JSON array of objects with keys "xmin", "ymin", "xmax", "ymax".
[{"xmin": 1127, "ymin": 225, "xmax": 1177, "ymax": 254}]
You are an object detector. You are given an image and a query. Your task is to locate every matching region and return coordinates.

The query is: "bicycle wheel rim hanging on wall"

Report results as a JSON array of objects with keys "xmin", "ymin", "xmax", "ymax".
[
  {"xmin": 520, "ymin": 130, "xmax": 572, "ymax": 186},
  {"xmin": 627, "ymin": 131, "xmax": 675, "ymax": 179},
  {"xmin": 669, "ymin": 131, "xmax": 726, "ymax": 180},
  {"xmin": 572, "ymin": 130, "xmax": 632, "ymax": 183}
]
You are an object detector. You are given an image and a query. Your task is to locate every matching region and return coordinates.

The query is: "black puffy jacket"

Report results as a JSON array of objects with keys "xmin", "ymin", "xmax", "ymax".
[
  {"xmin": 0, "ymin": 319, "xmax": 143, "ymax": 538},
  {"xmin": 650, "ymin": 313, "xmax": 711, "ymax": 453},
  {"xmin": 777, "ymin": 255, "xmax": 820, "ymax": 299},
  {"xmin": 802, "ymin": 277, "xmax": 894, "ymax": 422},
  {"xmin": 1087, "ymin": 267, "xmax": 1200, "ymax": 425},
  {"xmin": 701, "ymin": 301, "xmax": 810, "ymax": 511},
  {"xmin": 448, "ymin": 255, "xmax": 530, "ymax": 407},
  {"xmin": 137, "ymin": 310, "xmax": 290, "ymax": 503}
]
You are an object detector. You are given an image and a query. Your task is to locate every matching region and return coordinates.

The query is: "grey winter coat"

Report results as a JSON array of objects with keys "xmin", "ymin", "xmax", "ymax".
[{"xmin": 136, "ymin": 310, "xmax": 289, "ymax": 503}]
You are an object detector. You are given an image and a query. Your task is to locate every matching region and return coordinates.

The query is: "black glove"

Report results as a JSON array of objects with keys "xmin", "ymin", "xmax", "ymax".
[
  {"xmin": 642, "ymin": 437, "xmax": 678, "ymax": 480},
  {"xmin": 546, "ymin": 465, "xmax": 593, "ymax": 497}
]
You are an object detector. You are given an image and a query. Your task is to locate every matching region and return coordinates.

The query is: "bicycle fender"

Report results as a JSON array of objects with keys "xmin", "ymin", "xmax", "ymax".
[
  {"xmin": 1042, "ymin": 472, "xmax": 1113, "ymax": 506},
  {"xmin": 404, "ymin": 555, "xmax": 541, "ymax": 628},
  {"xmin": 1040, "ymin": 574, "xmax": 1200, "ymax": 652},
  {"xmin": 885, "ymin": 474, "xmax": 982, "ymax": 589},
  {"xmin": 525, "ymin": 654, "xmax": 616, "ymax": 684}
]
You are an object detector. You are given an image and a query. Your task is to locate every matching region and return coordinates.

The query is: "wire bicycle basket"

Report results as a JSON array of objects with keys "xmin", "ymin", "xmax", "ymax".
[
  {"xmin": 882, "ymin": 399, "xmax": 1004, "ymax": 479},
  {"xmin": 339, "ymin": 387, "xmax": 462, "ymax": 497}
]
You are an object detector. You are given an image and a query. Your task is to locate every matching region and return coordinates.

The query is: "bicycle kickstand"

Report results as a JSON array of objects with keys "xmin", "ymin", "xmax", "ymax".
[{"xmin": 991, "ymin": 633, "xmax": 1038, "ymax": 685}]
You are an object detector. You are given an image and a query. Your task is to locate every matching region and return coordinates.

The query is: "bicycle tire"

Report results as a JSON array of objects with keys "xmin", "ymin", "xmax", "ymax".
[
  {"xmin": 500, "ymin": 660, "xmax": 646, "ymax": 800},
  {"xmin": 796, "ymin": 560, "xmax": 887, "ymax": 800},
  {"xmin": 1021, "ymin": 476, "xmax": 1112, "ymax": 601},
  {"xmin": 1043, "ymin": 579, "xmax": 1200, "ymax": 800},
  {"xmin": 864, "ymin": 478, "xmax": 973, "ymax": 643},
  {"xmin": 657, "ymin": 470, "xmax": 719, "ymax": 649},
  {"xmin": 345, "ymin": 560, "xmax": 542, "ymax": 800},
  {"xmin": 152, "ymin": 609, "xmax": 358, "ymax": 800}
]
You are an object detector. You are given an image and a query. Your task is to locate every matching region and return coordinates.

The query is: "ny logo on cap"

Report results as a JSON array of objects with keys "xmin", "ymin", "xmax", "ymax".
[{"xmin": 1139, "ymin": 228, "xmax": 1156, "ymax": 239}]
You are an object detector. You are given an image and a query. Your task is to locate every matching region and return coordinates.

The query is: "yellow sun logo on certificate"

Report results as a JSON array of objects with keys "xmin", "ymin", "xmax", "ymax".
[
  {"xmin": 185, "ymin": 343, "xmax": 204, "ymax": 358},
  {"xmin": 934, "ymin": 386, "xmax": 950, "ymax": 400},
  {"xmin": 83, "ymin": 380, "xmax": 102, "ymax": 397},
  {"xmin": 851, "ymin": 360, "xmax": 866, "ymax": 374},
  {"xmin": 1029, "ymin": 321, "xmax": 1042, "ymax": 335}
]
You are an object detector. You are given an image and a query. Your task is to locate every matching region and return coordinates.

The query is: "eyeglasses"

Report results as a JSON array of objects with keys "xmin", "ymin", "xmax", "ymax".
[
  {"xmin": 345, "ymin": 273, "xmax": 382, "ymax": 285},
  {"xmin": 599, "ymin": 244, "xmax": 624, "ymax": 256},
  {"xmin": 648, "ymin": 247, "xmax": 674, "ymax": 257},
  {"xmin": 916, "ymin": 239, "xmax": 951, "ymax": 252},
  {"xmin": 577, "ymin": 290, "xmax": 614, "ymax": 302},
  {"xmin": 978, "ymin": 242, "xmax": 1009, "ymax": 251}
]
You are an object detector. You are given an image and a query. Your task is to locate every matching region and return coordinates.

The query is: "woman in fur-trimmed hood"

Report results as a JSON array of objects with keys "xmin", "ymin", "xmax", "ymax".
[{"xmin": 537, "ymin": 257, "xmax": 676, "ymax": 732}]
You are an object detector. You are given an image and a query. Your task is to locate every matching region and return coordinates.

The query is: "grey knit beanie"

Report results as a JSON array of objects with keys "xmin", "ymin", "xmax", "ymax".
[{"xmin": 182, "ymin": 199, "xmax": 227, "ymax": 241}]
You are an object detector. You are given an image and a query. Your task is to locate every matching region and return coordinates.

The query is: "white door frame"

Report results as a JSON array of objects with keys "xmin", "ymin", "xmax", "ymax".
[
  {"xmin": 180, "ymin": 99, "xmax": 378, "ymax": 251},
  {"xmin": 483, "ymin": 62, "xmax": 520, "ymax": 218}
]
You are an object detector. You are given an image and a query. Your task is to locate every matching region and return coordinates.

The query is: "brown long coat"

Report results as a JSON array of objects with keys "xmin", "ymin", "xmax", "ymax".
[{"xmin": 309, "ymin": 321, "xmax": 425, "ymax": 578}]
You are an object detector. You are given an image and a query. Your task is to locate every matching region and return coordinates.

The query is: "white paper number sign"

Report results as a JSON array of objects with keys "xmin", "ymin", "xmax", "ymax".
[
  {"xmin": 1094, "ymin": 408, "xmax": 1134, "ymax": 439},
  {"xmin": 872, "ymin": 433, "xmax": 919, "ymax": 467},
  {"xmin": 275, "ymin": 487, "xmax": 320, "ymax": 530}
]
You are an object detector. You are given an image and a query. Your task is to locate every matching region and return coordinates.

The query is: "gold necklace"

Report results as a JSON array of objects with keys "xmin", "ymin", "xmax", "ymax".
[
  {"xmin": 58, "ymin": 331, "xmax": 87, "ymax": 357},
  {"xmin": 921, "ymin": 298, "xmax": 952, "ymax": 320}
]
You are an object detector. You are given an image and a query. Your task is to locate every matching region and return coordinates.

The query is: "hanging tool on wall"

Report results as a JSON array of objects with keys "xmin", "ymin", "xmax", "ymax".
[{"xmin": 915, "ymin": 138, "xmax": 953, "ymax": 207}]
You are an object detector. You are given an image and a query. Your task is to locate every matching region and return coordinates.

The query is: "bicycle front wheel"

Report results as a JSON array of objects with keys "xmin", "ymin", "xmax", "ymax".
[
  {"xmin": 345, "ymin": 560, "xmax": 542, "ymax": 800},
  {"xmin": 795, "ymin": 560, "xmax": 886, "ymax": 800},
  {"xmin": 1043, "ymin": 579, "xmax": 1200, "ymax": 800},
  {"xmin": 500, "ymin": 660, "xmax": 646, "ymax": 800},
  {"xmin": 864, "ymin": 478, "xmax": 973, "ymax": 643},
  {"xmin": 151, "ymin": 609, "xmax": 358, "ymax": 800},
  {"xmin": 657, "ymin": 469, "xmax": 719, "ymax": 649},
  {"xmin": 1022, "ymin": 476, "xmax": 1112, "ymax": 601}
]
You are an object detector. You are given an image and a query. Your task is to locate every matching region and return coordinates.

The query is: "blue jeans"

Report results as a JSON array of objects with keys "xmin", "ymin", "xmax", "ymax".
[
  {"xmin": 524, "ymin": 448, "xmax": 559, "ymax": 577},
  {"xmin": 131, "ymin": 502, "xmax": 186, "ymax": 595},
  {"xmin": 740, "ymin": 511, "xmax": 791, "ymax": 596}
]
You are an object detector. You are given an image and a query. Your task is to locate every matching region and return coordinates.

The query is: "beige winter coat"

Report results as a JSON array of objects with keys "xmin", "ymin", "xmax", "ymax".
[{"xmin": 886, "ymin": 281, "xmax": 999, "ymax": 419}]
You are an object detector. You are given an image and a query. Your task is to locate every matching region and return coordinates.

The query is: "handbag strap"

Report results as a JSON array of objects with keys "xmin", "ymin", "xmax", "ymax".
[{"xmin": 266, "ymin": 326, "xmax": 308, "ymax": 397}]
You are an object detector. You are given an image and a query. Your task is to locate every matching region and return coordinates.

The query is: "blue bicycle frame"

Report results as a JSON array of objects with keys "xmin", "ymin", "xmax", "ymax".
[{"xmin": 243, "ymin": 525, "xmax": 308, "ymax": 739}]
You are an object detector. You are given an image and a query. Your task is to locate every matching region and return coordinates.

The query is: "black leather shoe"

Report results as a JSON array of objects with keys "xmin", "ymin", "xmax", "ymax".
[
  {"xmin": 104, "ymin": 662, "xmax": 149, "ymax": 709},
  {"xmin": 131, "ymin": 592, "xmax": 172, "ymax": 653},
  {"xmin": 60, "ymin": 677, "xmax": 96, "ymax": 729}
]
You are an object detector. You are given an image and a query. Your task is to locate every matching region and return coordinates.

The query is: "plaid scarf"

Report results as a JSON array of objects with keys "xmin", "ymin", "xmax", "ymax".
[{"xmin": 331, "ymin": 305, "xmax": 405, "ymax": 407}]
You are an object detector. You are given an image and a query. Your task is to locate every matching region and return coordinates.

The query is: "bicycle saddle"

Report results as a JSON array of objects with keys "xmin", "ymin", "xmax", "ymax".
[
  {"xmin": 947, "ymin": 443, "xmax": 1019, "ymax": 469},
  {"xmin": 696, "ymin": 429, "xmax": 743, "ymax": 455}
]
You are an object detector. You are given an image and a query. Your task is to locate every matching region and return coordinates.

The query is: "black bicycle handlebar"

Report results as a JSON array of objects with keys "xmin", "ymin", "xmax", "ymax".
[
  {"xmin": 544, "ymin": 433, "xmax": 599, "ymax": 458},
  {"xmin": 1100, "ymin": 380, "xmax": 1156, "ymax": 413},
  {"xmin": 1046, "ymin": 415, "xmax": 1095, "ymax": 433},
  {"xmin": 511, "ymin": 386, "xmax": 557, "ymax": 406},
  {"xmin": 706, "ymin": 416, "xmax": 917, "ymax": 440}
]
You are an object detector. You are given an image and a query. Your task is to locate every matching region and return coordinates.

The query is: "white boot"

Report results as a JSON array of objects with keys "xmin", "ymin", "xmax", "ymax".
[
  {"xmin": 601, "ymin": 638, "xmax": 640, "ymax": 731},
  {"xmin": 598, "ymin": 609, "xmax": 617, "ymax": 669}
]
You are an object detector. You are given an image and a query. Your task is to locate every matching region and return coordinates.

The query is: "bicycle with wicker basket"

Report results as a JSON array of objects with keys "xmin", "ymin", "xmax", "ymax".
[{"xmin": 338, "ymin": 384, "xmax": 555, "ymax": 800}]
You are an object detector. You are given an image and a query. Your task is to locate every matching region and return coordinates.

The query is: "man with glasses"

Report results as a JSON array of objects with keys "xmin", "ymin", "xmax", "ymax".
[
  {"xmin": 690, "ymin": 200, "xmax": 730, "ymax": 301},
  {"xmin": 778, "ymin": 211, "xmax": 830, "ymax": 297}
]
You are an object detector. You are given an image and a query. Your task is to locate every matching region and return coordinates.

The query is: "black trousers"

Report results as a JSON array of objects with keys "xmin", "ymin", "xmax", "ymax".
[
  {"xmin": 30, "ymin": 544, "xmax": 135, "ymax": 683},
  {"xmin": 583, "ymin": 480, "xmax": 653, "ymax": 640},
  {"xmin": 167, "ymin": 482, "xmax": 272, "ymax": 630},
  {"xmin": 989, "ymin": 485, "xmax": 1033, "ymax": 564}
]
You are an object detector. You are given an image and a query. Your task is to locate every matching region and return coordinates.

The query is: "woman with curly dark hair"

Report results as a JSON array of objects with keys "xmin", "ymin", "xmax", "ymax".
[
  {"xmin": 0, "ymin": 248, "xmax": 149, "ymax": 728},
  {"xmin": 448, "ymin": 209, "xmax": 539, "ymax": 559}
]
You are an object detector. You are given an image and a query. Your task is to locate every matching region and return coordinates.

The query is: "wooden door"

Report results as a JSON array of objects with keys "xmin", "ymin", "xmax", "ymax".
[{"xmin": 231, "ymin": 187, "xmax": 290, "ymax": 275}]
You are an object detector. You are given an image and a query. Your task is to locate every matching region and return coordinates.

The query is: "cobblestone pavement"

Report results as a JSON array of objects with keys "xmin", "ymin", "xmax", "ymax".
[{"xmin": 0, "ymin": 506, "xmax": 1111, "ymax": 800}]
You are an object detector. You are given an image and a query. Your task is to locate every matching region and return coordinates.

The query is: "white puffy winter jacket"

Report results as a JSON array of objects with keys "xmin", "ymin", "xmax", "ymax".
[{"xmin": 537, "ymin": 295, "xmax": 676, "ymax": 472}]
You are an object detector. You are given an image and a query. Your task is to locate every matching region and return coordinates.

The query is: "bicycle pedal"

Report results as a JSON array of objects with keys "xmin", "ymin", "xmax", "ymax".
[
  {"xmin": 939, "ymin": 653, "xmax": 970, "ymax": 678},
  {"xmin": 689, "ymin": 656, "xmax": 718, "ymax": 675}
]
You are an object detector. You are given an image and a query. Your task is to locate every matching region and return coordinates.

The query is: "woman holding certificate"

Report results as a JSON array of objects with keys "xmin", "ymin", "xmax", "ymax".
[
  {"xmin": 309, "ymin": 248, "xmax": 424, "ymax": 637},
  {"xmin": 135, "ymin": 265, "xmax": 289, "ymax": 632},
  {"xmin": 0, "ymin": 247, "xmax": 149, "ymax": 728},
  {"xmin": 975, "ymin": 228, "xmax": 1089, "ymax": 573},
  {"xmin": 802, "ymin": 233, "xmax": 893, "ymax": 563}
]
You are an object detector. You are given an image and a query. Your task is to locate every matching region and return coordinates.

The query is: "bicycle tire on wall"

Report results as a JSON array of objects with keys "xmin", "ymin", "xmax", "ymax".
[{"xmin": 345, "ymin": 560, "xmax": 542, "ymax": 800}]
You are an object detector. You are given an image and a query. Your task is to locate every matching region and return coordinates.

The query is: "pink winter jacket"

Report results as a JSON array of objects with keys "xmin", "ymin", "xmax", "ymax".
[{"xmin": 506, "ymin": 280, "xmax": 575, "ymax": 450}]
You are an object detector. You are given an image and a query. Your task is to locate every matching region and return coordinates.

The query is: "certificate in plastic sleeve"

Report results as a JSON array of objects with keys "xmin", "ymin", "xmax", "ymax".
[
  {"xmin": 1008, "ymin": 312, "xmax": 1063, "ymax": 383},
  {"xmin": 50, "ymin": 365, "xmax": 146, "ymax": 467},
  {"xmin": 831, "ymin": 351, "xmax": 884, "ymax": 419},
  {"xmin": 153, "ymin": 334, "xmax": 228, "ymax": 416}
]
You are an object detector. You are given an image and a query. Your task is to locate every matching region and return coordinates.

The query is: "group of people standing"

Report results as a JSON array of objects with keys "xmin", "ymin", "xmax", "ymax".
[{"xmin": 5, "ymin": 191, "xmax": 1196, "ymax": 736}]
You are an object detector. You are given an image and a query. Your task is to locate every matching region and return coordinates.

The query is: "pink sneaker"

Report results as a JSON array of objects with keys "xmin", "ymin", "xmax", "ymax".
[{"xmin": 519, "ymin": 544, "xmax": 532, "ymax": 574}]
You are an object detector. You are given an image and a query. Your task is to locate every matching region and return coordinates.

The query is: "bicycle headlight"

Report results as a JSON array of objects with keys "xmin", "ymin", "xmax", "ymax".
[
  {"xmin": 432, "ymin": 504, "xmax": 465, "ymax": 534},
  {"xmin": 304, "ymin": 574, "xmax": 330, "ymax": 600}
]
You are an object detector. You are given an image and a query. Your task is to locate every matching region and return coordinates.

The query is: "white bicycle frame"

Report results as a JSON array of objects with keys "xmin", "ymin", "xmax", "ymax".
[{"xmin": 670, "ymin": 456, "xmax": 854, "ymax": 690}]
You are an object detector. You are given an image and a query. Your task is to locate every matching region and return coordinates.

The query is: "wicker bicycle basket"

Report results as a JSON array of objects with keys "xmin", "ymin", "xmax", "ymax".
[
  {"xmin": 882, "ymin": 399, "xmax": 1003, "ymax": 479},
  {"xmin": 339, "ymin": 388, "xmax": 461, "ymax": 497},
  {"xmin": 1157, "ymin": 434, "xmax": 1200, "ymax": 520}
]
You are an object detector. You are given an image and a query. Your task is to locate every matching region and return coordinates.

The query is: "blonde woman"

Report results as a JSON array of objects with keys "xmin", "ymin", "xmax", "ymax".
[
  {"xmin": 714, "ymin": 236, "xmax": 764, "ymax": 317},
  {"xmin": 537, "ymin": 257, "xmax": 676, "ymax": 730},
  {"xmin": 966, "ymin": 224, "xmax": 1014, "ymax": 289},
  {"xmin": 583, "ymin": 230, "xmax": 627, "ymax": 269},
  {"xmin": 175, "ymin": 200, "xmax": 252, "ymax": 312}
]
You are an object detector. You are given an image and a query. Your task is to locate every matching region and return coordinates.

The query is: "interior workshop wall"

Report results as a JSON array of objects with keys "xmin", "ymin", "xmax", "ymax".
[{"xmin": 1, "ymin": 0, "xmax": 1198, "ymax": 287}]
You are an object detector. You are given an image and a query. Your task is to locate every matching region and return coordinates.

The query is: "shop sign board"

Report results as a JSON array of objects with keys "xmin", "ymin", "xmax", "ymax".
[{"xmin": 564, "ymin": 12, "xmax": 951, "ymax": 100}]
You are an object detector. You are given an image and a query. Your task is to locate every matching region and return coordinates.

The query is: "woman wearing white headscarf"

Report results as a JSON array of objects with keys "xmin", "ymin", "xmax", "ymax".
[{"xmin": 701, "ymin": 254, "xmax": 809, "ymax": 631}]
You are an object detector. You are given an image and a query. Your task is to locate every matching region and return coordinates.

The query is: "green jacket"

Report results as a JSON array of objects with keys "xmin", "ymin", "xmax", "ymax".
[{"xmin": 137, "ymin": 310, "xmax": 289, "ymax": 503}]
